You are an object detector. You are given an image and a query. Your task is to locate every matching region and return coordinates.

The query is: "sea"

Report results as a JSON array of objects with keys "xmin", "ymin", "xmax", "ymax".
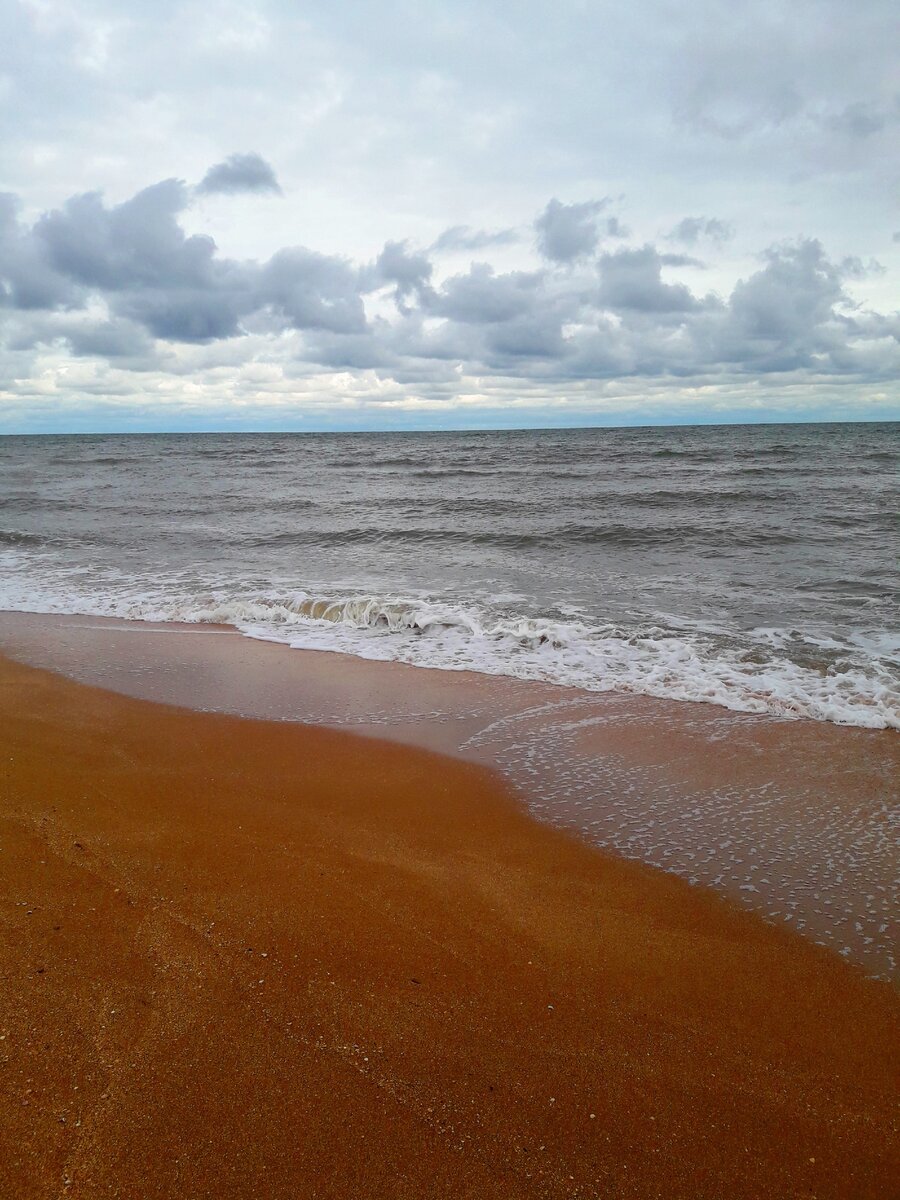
[{"xmin": 1, "ymin": 421, "xmax": 897, "ymax": 730}]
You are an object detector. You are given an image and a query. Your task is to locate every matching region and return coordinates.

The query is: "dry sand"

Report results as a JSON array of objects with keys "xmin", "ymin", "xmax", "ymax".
[{"xmin": 1, "ymin": 654, "xmax": 897, "ymax": 1198}]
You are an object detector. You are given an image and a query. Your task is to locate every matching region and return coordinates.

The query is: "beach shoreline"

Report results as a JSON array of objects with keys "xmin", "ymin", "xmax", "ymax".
[
  {"xmin": 1, "ymin": 608, "xmax": 896, "ymax": 982},
  {"xmin": 1, "ymin": 651, "xmax": 898, "ymax": 1198}
]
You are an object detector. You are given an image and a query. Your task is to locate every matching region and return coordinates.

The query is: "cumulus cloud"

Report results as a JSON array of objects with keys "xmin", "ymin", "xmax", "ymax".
[
  {"xmin": 197, "ymin": 152, "xmax": 282, "ymax": 196},
  {"xmin": 0, "ymin": 193, "xmax": 78, "ymax": 310},
  {"xmin": 534, "ymin": 199, "xmax": 609, "ymax": 263},
  {"xmin": 597, "ymin": 247, "xmax": 703, "ymax": 313},
  {"xmin": 258, "ymin": 248, "xmax": 365, "ymax": 334},
  {"xmin": 667, "ymin": 217, "xmax": 733, "ymax": 245},
  {"xmin": 0, "ymin": 180, "xmax": 377, "ymax": 344},
  {"xmin": 364, "ymin": 241, "xmax": 434, "ymax": 312},
  {"xmin": 27, "ymin": 180, "xmax": 257, "ymax": 341},
  {"xmin": 62, "ymin": 318, "xmax": 153, "ymax": 359},
  {"xmin": 1, "ymin": 176, "xmax": 897, "ymax": 423},
  {"xmin": 428, "ymin": 264, "xmax": 543, "ymax": 324},
  {"xmin": 35, "ymin": 181, "xmax": 212, "ymax": 291},
  {"xmin": 722, "ymin": 239, "xmax": 851, "ymax": 367},
  {"xmin": 13, "ymin": 312, "xmax": 154, "ymax": 360}
]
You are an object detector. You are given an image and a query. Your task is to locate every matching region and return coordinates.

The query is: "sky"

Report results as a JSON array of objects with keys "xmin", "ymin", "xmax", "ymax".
[{"xmin": 1, "ymin": 0, "xmax": 898, "ymax": 433}]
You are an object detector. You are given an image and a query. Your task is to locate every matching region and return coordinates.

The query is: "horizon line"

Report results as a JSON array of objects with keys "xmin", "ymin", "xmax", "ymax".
[{"xmin": 2, "ymin": 414, "xmax": 898, "ymax": 437}]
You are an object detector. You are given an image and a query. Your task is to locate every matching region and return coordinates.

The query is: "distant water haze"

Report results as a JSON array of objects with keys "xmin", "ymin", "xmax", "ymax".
[{"xmin": 1, "ymin": 422, "xmax": 897, "ymax": 728}]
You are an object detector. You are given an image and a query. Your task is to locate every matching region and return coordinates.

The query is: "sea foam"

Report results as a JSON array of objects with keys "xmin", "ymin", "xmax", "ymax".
[{"xmin": 1, "ymin": 559, "xmax": 896, "ymax": 730}]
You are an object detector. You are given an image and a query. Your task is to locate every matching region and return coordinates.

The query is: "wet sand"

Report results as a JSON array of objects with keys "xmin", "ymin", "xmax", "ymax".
[
  {"xmin": 1, "ymin": 652, "xmax": 898, "ymax": 1198},
  {"xmin": 1, "ymin": 610, "xmax": 897, "ymax": 981}
]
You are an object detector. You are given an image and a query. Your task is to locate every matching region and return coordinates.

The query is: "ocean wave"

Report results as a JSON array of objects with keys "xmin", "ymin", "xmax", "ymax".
[
  {"xmin": 0, "ymin": 529, "xmax": 48, "ymax": 547},
  {"xmin": 407, "ymin": 466, "xmax": 515, "ymax": 478},
  {"xmin": 43, "ymin": 454, "xmax": 139, "ymax": 467},
  {"xmin": 326, "ymin": 455, "xmax": 425, "ymax": 468},
  {"xmin": 240, "ymin": 522, "xmax": 821, "ymax": 551},
  {"xmin": 1, "ymin": 581, "xmax": 896, "ymax": 729}
]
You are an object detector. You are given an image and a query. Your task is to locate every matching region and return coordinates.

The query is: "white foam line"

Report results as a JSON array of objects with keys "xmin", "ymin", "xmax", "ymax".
[{"xmin": 0, "ymin": 587, "xmax": 896, "ymax": 729}]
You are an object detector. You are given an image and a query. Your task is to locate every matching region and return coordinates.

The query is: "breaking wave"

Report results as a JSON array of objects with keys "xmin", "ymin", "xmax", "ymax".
[{"xmin": 1, "ymin": 572, "xmax": 896, "ymax": 729}]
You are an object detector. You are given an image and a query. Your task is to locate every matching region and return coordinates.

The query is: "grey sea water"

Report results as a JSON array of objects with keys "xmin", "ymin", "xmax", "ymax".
[{"xmin": 1, "ymin": 421, "xmax": 897, "ymax": 727}]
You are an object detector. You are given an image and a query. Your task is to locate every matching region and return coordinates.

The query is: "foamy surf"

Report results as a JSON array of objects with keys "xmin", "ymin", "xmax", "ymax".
[{"xmin": 1, "ymin": 564, "xmax": 896, "ymax": 730}]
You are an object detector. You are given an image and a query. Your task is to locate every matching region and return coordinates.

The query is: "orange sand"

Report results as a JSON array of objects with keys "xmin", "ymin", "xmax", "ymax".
[{"xmin": 0, "ymin": 655, "xmax": 897, "ymax": 1198}]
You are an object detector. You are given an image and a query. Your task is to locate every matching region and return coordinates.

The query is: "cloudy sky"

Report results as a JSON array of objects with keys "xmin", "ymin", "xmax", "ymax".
[{"xmin": 1, "ymin": 0, "xmax": 898, "ymax": 432}]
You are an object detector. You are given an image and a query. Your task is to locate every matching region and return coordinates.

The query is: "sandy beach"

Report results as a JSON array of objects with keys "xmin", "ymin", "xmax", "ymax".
[
  {"xmin": 1, "ymin": 650, "xmax": 897, "ymax": 1198},
  {"xmin": 4, "ymin": 2, "xmax": 900, "ymax": 1195},
  {"xmin": 2, "ymin": 610, "xmax": 897, "ymax": 982}
]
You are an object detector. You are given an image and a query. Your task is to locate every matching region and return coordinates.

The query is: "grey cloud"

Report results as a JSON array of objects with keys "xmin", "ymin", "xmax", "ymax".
[
  {"xmin": 1, "ymin": 2, "xmax": 897, "ymax": 314},
  {"xmin": 667, "ymin": 0, "xmax": 899, "ymax": 194},
  {"xmin": 414, "ymin": 237, "xmax": 892, "ymax": 384},
  {"xmin": 1, "ymin": 177, "xmax": 897, "ymax": 401},
  {"xmin": 702, "ymin": 240, "xmax": 893, "ymax": 379},
  {"xmin": 388, "ymin": 315, "xmax": 473, "ymax": 367},
  {"xmin": 667, "ymin": 217, "xmax": 733, "ymax": 245},
  {"xmin": 424, "ymin": 279, "xmax": 570, "ymax": 364},
  {"xmin": 197, "ymin": 153, "xmax": 282, "ymax": 196},
  {"xmin": 666, "ymin": 239, "xmax": 884, "ymax": 378},
  {"xmin": 724, "ymin": 239, "xmax": 847, "ymax": 355},
  {"xmin": 597, "ymin": 246, "xmax": 702, "ymax": 313},
  {"xmin": 0, "ymin": 193, "xmax": 78, "ymax": 310},
  {"xmin": 116, "ymin": 287, "xmax": 248, "ymax": 342},
  {"xmin": 300, "ymin": 327, "xmax": 395, "ymax": 371},
  {"xmin": 364, "ymin": 241, "xmax": 434, "ymax": 311},
  {"xmin": 2, "ymin": 180, "xmax": 371, "ymax": 343},
  {"xmin": 260, "ymin": 248, "xmax": 365, "ymax": 334},
  {"xmin": 1, "ymin": 309, "xmax": 154, "ymax": 362},
  {"xmin": 535, "ymin": 198, "xmax": 608, "ymax": 263},
  {"xmin": 431, "ymin": 225, "xmax": 519, "ymax": 253},
  {"xmin": 35, "ymin": 181, "xmax": 216, "ymax": 291},
  {"xmin": 31, "ymin": 180, "xmax": 260, "ymax": 342},
  {"xmin": 0, "ymin": 3, "xmax": 898, "ymax": 428},
  {"xmin": 429, "ymin": 264, "xmax": 543, "ymax": 324},
  {"xmin": 486, "ymin": 313, "xmax": 566, "ymax": 360},
  {"xmin": 63, "ymin": 318, "xmax": 153, "ymax": 359}
]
